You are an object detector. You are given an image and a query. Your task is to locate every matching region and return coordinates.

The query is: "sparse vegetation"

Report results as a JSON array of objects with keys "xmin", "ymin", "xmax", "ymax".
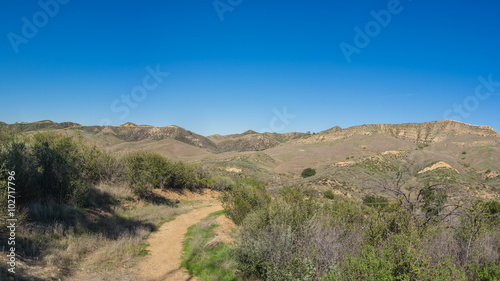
[
  {"xmin": 218, "ymin": 172, "xmax": 500, "ymax": 280},
  {"xmin": 418, "ymin": 143, "xmax": 429, "ymax": 149},
  {"xmin": 362, "ymin": 195, "xmax": 389, "ymax": 210},
  {"xmin": 181, "ymin": 210, "xmax": 239, "ymax": 280},
  {"xmin": 2, "ymin": 120, "xmax": 500, "ymax": 280}
]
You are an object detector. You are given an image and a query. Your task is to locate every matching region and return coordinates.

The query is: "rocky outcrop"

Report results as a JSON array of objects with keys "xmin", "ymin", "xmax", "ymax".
[{"xmin": 295, "ymin": 120, "xmax": 499, "ymax": 145}]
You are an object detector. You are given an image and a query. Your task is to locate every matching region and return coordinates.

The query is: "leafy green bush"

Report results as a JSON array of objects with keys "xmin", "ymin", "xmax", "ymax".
[
  {"xmin": 301, "ymin": 168, "xmax": 316, "ymax": 178},
  {"xmin": 123, "ymin": 152, "xmax": 205, "ymax": 197},
  {"xmin": 31, "ymin": 132, "xmax": 96, "ymax": 206},
  {"xmin": 0, "ymin": 131, "xmax": 125, "ymax": 207},
  {"xmin": 220, "ymin": 176, "xmax": 271, "ymax": 225},
  {"xmin": 471, "ymin": 261, "xmax": 500, "ymax": 281},
  {"xmin": 483, "ymin": 200, "xmax": 500, "ymax": 216}
]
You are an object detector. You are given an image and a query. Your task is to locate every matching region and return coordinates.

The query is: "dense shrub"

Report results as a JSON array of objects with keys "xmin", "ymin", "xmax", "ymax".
[
  {"xmin": 222, "ymin": 175, "xmax": 500, "ymax": 281},
  {"xmin": 220, "ymin": 176, "xmax": 271, "ymax": 225},
  {"xmin": 230, "ymin": 187, "xmax": 369, "ymax": 280},
  {"xmin": 123, "ymin": 152, "xmax": 205, "ymax": 197},
  {"xmin": 471, "ymin": 261, "xmax": 500, "ymax": 281},
  {"xmin": 301, "ymin": 168, "xmax": 316, "ymax": 178},
  {"xmin": 0, "ymin": 128, "xmax": 210, "ymax": 206},
  {"xmin": 0, "ymin": 131, "xmax": 108, "ymax": 207}
]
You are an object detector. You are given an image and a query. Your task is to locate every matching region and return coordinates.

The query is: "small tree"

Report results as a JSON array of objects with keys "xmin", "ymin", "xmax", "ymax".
[
  {"xmin": 301, "ymin": 168, "xmax": 316, "ymax": 178},
  {"xmin": 372, "ymin": 165, "xmax": 459, "ymax": 229}
]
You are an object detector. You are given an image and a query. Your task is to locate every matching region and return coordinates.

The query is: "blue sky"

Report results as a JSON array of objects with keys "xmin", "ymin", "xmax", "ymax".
[{"xmin": 1, "ymin": 0, "xmax": 499, "ymax": 136}]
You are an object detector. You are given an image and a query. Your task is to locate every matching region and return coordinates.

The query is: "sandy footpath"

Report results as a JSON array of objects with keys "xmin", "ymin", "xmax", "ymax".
[{"xmin": 139, "ymin": 203, "xmax": 223, "ymax": 281}]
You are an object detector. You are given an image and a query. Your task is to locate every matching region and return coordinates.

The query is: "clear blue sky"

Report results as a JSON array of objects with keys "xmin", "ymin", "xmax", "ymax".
[{"xmin": 1, "ymin": 0, "xmax": 499, "ymax": 135}]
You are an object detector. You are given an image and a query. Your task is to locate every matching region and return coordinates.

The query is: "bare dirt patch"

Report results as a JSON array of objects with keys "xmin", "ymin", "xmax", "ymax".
[
  {"xmin": 380, "ymin": 150, "xmax": 404, "ymax": 156},
  {"xmin": 213, "ymin": 214, "xmax": 237, "ymax": 245},
  {"xmin": 333, "ymin": 161, "xmax": 356, "ymax": 167},
  {"xmin": 418, "ymin": 161, "xmax": 459, "ymax": 174},
  {"xmin": 152, "ymin": 188, "xmax": 220, "ymax": 204},
  {"xmin": 225, "ymin": 167, "xmax": 243, "ymax": 173}
]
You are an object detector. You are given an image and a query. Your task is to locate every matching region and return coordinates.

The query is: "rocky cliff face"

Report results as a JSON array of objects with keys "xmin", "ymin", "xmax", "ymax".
[{"xmin": 295, "ymin": 120, "xmax": 499, "ymax": 145}]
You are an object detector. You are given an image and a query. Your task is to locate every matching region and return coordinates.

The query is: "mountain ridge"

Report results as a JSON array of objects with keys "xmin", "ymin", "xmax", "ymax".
[{"xmin": 2, "ymin": 120, "xmax": 499, "ymax": 153}]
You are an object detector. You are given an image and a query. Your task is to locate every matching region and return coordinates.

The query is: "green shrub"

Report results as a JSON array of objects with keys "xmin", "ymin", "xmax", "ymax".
[
  {"xmin": 123, "ymin": 152, "xmax": 157, "ymax": 197},
  {"xmin": 323, "ymin": 190, "xmax": 335, "ymax": 200},
  {"xmin": 471, "ymin": 261, "xmax": 500, "ymax": 281},
  {"xmin": 80, "ymin": 144, "xmax": 121, "ymax": 183},
  {"xmin": 220, "ymin": 177, "xmax": 271, "ymax": 225},
  {"xmin": 483, "ymin": 200, "xmax": 500, "ymax": 215},
  {"xmin": 199, "ymin": 175, "xmax": 234, "ymax": 191},
  {"xmin": 362, "ymin": 195, "xmax": 389, "ymax": 210},
  {"xmin": 339, "ymin": 246, "xmax": 394, "ymax": 280},
  {"xmin": 301, "ymin": 168, "xmax": 316, "ymax": 178},
  {"xmin": 31, "ymin": 132, "xmax": 92, "ymax": 206},
  {"xmin": 234, "ymin": 188, "xmax": 369, "ymax": 280},
  {"xmin": 420, "ymin": 184, "xmax": 448, "ymax": 218},
  {"xmin": 123, "ymin": 152, "xmax": 205, "ymax": 197}
]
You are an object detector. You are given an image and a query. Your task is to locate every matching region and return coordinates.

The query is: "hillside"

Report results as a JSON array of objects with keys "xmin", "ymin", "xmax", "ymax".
[
  {"xmin": 1, "ymin": 119, "xmax": 499, "ymax": 280},
  {"xmin": 4, "ymin": 119, "xmax": 499, "ymax": 201},
  {"xmin": 7, "ymin": 120, "xmax": 498, "ymax": 153}
]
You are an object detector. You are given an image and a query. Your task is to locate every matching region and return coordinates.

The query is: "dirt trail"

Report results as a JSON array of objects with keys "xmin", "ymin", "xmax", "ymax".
[{"xmin": 139, "ymin": 203, "xmax": 223, "ymax": 281}]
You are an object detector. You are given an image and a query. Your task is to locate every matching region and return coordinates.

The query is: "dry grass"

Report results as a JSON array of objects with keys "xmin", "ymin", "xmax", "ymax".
[
  {"xmin": 0, "ymin": 184, "xmax": 193, "ymax": 280},
  {"xmin": 95, "ymin": 183, "xmax": 134, "ymax": 200}
]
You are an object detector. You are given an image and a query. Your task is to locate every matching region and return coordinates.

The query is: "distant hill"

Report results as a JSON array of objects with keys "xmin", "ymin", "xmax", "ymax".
[
  {"xmin": 3, "ymin": 120, "xmax": 499, "ymax": 153},
  {"xmin": 304, "ymin": 120, "xmax": 499, "ymax": 144},
  {"xmin": 6, "ymin": 121, "xmax": 217, "ymax": 151},
  {"xmin": 2, "ymin": 119, "xmax": 499, "ymax": 201}
]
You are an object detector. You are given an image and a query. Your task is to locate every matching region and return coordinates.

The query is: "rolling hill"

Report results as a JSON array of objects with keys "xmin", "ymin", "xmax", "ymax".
[{"xmin": 3, "ymin": 119, "xmax": 500, "ymax": 201}]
